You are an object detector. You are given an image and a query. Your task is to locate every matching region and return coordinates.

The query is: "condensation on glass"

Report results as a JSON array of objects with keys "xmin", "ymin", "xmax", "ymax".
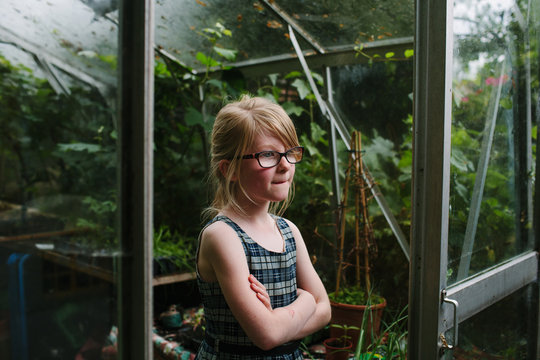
[{"xmin": 0, "ymin": 0, "xmax": 119, "ymax": 358}]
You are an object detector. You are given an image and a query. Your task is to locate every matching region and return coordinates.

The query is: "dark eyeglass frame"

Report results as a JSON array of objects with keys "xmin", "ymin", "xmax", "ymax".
[{"xmin": 240, "ymin": 146, "xmax": 304, "ymax": 168}]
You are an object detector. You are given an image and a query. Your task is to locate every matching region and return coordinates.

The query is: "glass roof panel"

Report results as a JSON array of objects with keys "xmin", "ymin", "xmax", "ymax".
[
  {"xmin": 154, "ymin": 0, "xmax": 414, "ymax": 70},
  {"xmin": 154, "ymin": 0, "xmax": 312, "ymax": 70},
  {"xmin": 274, "ymin": 0, "xmax": 414, "ymax": 47},
  {"xmin": 0, "ymin": 0, "xmax": 117, "ymax": 87},
  {"xmin": 1, "ymin": 0, "xmax": 413, "ymax": 82}
]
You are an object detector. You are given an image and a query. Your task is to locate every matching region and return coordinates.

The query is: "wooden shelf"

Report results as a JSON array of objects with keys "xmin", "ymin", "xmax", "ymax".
[
  {"xmin": 153, "ymin": 272, "xmax": 196, "ymax": 286},
  {"xmin": 41, "ymin": 250, "xmax": 115, "ymax": 283}
]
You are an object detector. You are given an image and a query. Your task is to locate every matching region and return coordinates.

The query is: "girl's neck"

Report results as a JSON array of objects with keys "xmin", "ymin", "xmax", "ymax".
[
  {"xmin": 221, "ymin": 204, "xmax": 285, "ymax": 253},
  {"xmin": 222, "ymin": 202, "xmax": 269, "ymax": 224}
]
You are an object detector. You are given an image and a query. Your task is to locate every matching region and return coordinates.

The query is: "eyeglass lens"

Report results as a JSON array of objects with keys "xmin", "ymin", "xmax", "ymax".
[{"xmin": 258, "ymin": 147, "xmax": 303, "ymax": 168}]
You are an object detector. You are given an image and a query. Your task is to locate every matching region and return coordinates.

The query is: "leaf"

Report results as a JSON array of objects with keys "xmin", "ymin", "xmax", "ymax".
[
  {"xmin": 97, "ymin": 54, "xmax": 117, "ymax": 69},
  {"xmin": 404, "ymin": 49, "xmax": 414, "ymax": 58},
  {"xmin": 272, "ymin": 86, "xmax": 280, "ymax": 101},
  {"xmin": 196, "ymin": 52, "xmax": 219, "ymax": 67},
  {"xmin": 291, "ymin": 78, "xmax": 311, "ymax": 99},
  {"xmin": 268, "ymin": 73, "xmax": 278, "ymax": 86},
  {"xmin": 499, "ymin": 97, "xmax": 512, "ymax": 109},
  {"xmin": 282, "ymin": 101, "xmax": 303, "ymax": 116},
  {"xmin": 311, "ymin": 71, "xmax": 324, "ymax": 85},
  {"xmin": 310, "ymin": 122, "xmax": 327, "ymax": 144},
  {"xmin": 284, "ymin": 71, "xmax": 303, "ymax": 79},
  {"xmin": 202, "ymin": 27, "xmax": 221, "ymax": 38},
  {"xmin": 385, "ymin": 52, "xmax": 395, "ymax": 59},
  {"xmin": 206, "ymin": 79, "xmax": 224, "ymax": 89},
  {"xmin": 257, "ymin": 91, "xmax": 277, "ymax": 104},
  {"xmin": 213, "ymin": 46, "xmax": 237, "ymax": 61},
  {"xmin": 184, "ymin": 107, "xmax": 203, "ymax": 127}
]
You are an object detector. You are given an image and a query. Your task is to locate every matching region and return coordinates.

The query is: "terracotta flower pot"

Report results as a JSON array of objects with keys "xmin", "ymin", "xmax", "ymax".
[
  {"xmin": 323, "ymin": 337, "xmax": 353, "ymax": 360},
  {"xmin": 330, "ymin": 298, "xmax": 387, "ymax": 351}
]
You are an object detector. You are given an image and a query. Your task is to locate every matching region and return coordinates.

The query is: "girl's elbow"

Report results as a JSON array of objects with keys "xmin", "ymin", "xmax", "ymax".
[
  {"xmin": 251, "ymin": 332, "xmax": 283, "ymax": 351},
  {"xmin": 323, "ymin": 306, "xmax": 332, "ymax": 325},
  {"xmin": 320, "ymin": 301, "xmax": 332, "ymax": 325}
]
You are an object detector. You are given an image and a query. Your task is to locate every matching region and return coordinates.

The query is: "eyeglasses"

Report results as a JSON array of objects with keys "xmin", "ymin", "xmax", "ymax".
[{"xmin": 240, "ymin": 146, "xmax": 304, "ymax": 168}]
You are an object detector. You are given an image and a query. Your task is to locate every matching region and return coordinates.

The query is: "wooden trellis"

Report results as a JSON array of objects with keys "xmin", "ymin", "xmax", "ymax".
[{"xmin": 334, "ymin": 130, "xmax": 377, "ymax": 296}]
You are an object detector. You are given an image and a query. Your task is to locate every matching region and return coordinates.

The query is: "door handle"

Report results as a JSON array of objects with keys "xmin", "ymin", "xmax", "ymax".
[{"xmin": 440, "ymin": 289, "xmax": 459, "ymax": 353}]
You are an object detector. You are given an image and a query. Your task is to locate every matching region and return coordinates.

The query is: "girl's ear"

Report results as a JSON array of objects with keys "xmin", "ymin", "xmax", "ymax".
[{"xmin": 219, "ymin": 159, "xmax": 238, "ymax": 181}]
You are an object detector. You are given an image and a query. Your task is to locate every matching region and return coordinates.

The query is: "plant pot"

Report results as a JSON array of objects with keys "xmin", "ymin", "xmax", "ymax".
[
  {"xmin": 323, "ymin": 337, "xmax": 353, "ymax": 360},
  {"xmin": 330, "ymin": 298, "xmax": 387, "ymax": 351}
]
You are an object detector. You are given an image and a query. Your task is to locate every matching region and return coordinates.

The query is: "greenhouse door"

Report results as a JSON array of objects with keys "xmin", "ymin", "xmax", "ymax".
[{"xmin": 410, "ymin": 0, "xmax": 539, "ymax": 359}]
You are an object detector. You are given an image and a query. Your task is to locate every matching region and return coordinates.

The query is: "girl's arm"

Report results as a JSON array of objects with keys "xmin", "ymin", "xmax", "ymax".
[
  {"xmin": 249, "ymin": 220, "xmax": 332, "ymax": 339},
  {"xmin": 287, "ymin": 219, "xmax": 332, "ymax": 338},
  {"xmin": 198, "ymin": 221, "xmax": 317, "ymax": 350}
]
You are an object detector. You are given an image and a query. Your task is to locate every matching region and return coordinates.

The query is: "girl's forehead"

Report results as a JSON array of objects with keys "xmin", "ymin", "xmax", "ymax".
[{"xmin": 249, "ymin": 132, "xmax": 286, "ymax": 151}]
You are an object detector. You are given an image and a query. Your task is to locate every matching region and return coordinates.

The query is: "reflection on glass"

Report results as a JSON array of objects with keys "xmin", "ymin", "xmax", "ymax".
[
  {"xmin": 448, "ymin": 0, "xmax": 537, "ymax": 284},
  {"xmin": 0, "ymin": 1, "xmax": 119, "ymax": 358},
  {"xmin": 451, "ymin": 285, "xmax": 533, "ymax": 359}
]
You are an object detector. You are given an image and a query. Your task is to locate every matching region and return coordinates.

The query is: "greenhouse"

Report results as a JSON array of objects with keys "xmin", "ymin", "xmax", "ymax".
[{"xmin": 0, "ymin": 0, "xmax": 538, "ymax": 359}]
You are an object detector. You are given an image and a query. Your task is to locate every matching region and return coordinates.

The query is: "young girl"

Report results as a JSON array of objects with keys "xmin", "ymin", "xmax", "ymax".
[{"xmin": 195, "ymin": 96, "xmax": 331, "ymax": 359}]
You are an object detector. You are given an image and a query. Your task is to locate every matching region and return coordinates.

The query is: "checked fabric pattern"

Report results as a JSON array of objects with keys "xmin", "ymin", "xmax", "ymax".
[{"xmin": 195, "ymin": 215, "xmax": 302, "ymax": 360}]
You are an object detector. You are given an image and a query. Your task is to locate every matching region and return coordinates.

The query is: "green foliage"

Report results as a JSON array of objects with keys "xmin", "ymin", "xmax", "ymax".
[
  {"xmin": 354, "ymin": 305, "xmax": 408, "ymax": 359},
  {"xmin": 329, "ymin": 323, "xmax": 360, "ymax": 348},
  {"xmin": 354, "ymin": 45, "xmax": 414, "ymax": 66},
  {"xmin": 328, "ymin": 287, "xmax": 385, "ymax": 306},
  {"xmin": 153, "ymin": 225, "xmax": 196, "ymax": 274},
  {"xmin": 0, "ymin": 54, "xmax": 117, "ymax": 250}
]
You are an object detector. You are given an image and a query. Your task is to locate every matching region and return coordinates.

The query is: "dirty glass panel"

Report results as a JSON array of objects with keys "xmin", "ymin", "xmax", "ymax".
[
  {"xmin": 275, "ymin": 0, "xmax": 414, "ymax": 48},
  {"xmin": 154, "ymin": 0, "xmax": 313, "ymax": 71},
  {"xmin": 448, "ymin": 0, "xmax": 538, "ymax": 284},
  {"xmin": 0, "ymin": 1, "xmax": 119, "ymax": 358},
  {"xmin": 0, "ymin": 0, "xmax": 117, "ymax": 87}
]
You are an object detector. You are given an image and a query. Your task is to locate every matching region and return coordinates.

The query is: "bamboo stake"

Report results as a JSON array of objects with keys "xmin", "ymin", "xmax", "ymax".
[
  {"xmin": 357, "ymin": 134, "xmax": 372, "ymax": 294},
  {"xmin": 334, "ymin": 130, "xmax": 376, "ymax": 298},
  {"xmin": 334, "ymin": 144, "xmax": 353, "ymax": 295},
  {"xmin": 354, "ymin": 132, "xmax": 361, "ymax": 289}
]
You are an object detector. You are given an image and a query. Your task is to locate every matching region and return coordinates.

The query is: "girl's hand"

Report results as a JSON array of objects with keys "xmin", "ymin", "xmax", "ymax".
[{"xmin": 249, "ymin": 274, "xmax": 272, "ymax": 311}]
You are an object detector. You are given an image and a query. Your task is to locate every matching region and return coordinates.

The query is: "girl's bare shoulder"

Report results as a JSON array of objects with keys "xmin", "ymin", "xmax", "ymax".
[{"xmin": 201, "ymin": 219, "xmax": 242, "ymax": 252}]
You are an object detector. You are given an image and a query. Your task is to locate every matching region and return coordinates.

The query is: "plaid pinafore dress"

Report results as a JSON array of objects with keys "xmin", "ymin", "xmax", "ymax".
[{"xmin": 195, "ymin": 215, "xmax": 303, "ymax": 360}]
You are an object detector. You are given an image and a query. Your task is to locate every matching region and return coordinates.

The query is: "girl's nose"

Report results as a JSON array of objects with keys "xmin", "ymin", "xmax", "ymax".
[{"xmin": 276, "ymin": 155, "xmax": 292, "ymax": 171}]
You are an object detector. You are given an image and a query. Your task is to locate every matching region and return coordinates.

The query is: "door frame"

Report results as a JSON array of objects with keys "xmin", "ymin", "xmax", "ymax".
[{"xmin": 409, "ymin": 0, "xmax": 539, "ymax": 358}]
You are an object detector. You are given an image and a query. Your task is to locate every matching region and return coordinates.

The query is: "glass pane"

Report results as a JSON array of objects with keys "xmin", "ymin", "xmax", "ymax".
[
  {"xmin": 451, "ymin": 284, "xmax": 534, "ymax": 359},
  {"xmin": 0, "ymin": 0, "xmax": 118, "ymax": 86},
  {"xmin": 331, "ymin": 61, "xmax": 413, "ymax": 227},
  {"xmin": 448, "ymin": 0, "xmax": 538, "ymax": 284},
  {"xmin": 276, "ymin": 0, "xmax": 414, "ymax": 47},
  {"xmin": 154, "ymin": 0, "xmax": 414, "ymax": 70},
  {"xmin": 0, "ymin": 1, "xmax": 119, "ymax": 359},
  {"xmin": 154, "ymin": 0, "xmax": 313, "ymax": 70}
]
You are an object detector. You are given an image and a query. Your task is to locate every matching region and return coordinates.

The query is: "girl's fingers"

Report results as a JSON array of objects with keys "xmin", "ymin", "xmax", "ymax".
[
  {"xmin": 248, "ymin": 274, "xmax": 263, "ymax": 287},
  {"xmin": 256, "ymin": 292, "xmax": 272, "ymax": 310},
  {"xmin": 249, "ymin": 274, "xmax": 272, "ymax": 310}
]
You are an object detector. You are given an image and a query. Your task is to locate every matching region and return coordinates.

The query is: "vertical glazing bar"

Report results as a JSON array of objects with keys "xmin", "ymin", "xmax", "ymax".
[
  {"xmin": 118, "ymin": 0, "xmax": 154, "ymax": 359},
  {"xmin": 325, "ymin": 67, "xmax": 341, "ymax": 204},
  {"xmin": 409, "ymin": 0, "xmax": 453, "ymax": 358}
]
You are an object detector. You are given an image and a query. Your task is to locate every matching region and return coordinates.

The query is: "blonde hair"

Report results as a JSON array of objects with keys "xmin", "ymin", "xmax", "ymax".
[{"xmin": 203, "ymin": 95, "xmax": 300, "ymax": 221}]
